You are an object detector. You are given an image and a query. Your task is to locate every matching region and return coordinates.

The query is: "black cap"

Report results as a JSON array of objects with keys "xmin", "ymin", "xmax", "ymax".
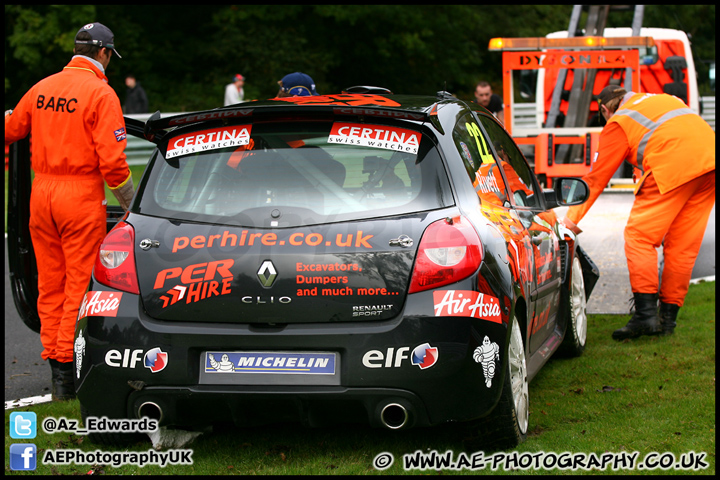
[
  {"xmin": 75, "ymin": 23, "xmax": 121, "ymax": 58},
  {"xmin": 597, "ymin": 85, "xmax": 626, "ymax": 108}
]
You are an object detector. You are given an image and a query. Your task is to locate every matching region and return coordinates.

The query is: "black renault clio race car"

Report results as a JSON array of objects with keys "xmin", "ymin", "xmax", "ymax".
[{"xmin": 7, "ymin": 90, "xmax": 598, "ymax": 450}]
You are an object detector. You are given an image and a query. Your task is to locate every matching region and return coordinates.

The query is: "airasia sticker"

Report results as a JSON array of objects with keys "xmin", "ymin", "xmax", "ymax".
[
  {"xmin": 166, "ymin": 125, "xmax": 252, "ymax": 158},
  {"xmin": 328, "ymin": 122, "xmax": 421, "ymax": 154},
  {"xmin": 79, "ymin": 291, "xmax": 123, "ymax": 318},
  {"xmin": 433, "ymin": 290, "xmax": 502, "ymax": 323}
]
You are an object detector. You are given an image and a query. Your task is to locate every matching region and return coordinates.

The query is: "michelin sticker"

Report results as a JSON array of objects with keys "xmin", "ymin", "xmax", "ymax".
[
  {"xmin": 473, "ymin": 336, "xmax": 500, "ymax": 388},
  {"xmin": 328, "ymin": 122, "xmax": 421, "ymax": 154},
  {"xmin": 74, "ymin": 330, "xmax": 86, "ymax": 379},
  {"xmin": 166, "ymin": 125, "xmax": 252, "ymax": 158},
  {"xmin": 204, "ymin": 352, "xmax": 336, "ymax": 375}
]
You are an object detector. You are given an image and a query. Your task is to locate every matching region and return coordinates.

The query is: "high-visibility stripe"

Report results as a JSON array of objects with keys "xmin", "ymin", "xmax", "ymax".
[{"xmin": 613, "ymin": 107, "xmax": 696, "ymax": 171}]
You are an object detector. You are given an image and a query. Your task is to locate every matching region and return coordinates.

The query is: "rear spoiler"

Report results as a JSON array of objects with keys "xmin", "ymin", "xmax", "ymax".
[{"xmin": 126, "ymin": 94, "xmax": 443, "ymax": 144}]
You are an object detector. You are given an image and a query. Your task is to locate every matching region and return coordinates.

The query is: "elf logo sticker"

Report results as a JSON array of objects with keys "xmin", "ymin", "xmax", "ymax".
[
  {"xmin": 411, "ymin": 343, "xmax": 438, "ymax": 370},
  {"xmin": 362, "ymin": 343, "xmax": 438, "ymax": 369},
  {"xmin": 105, "ymin": 347, "xmax": 168, "ymax": 373},
  {"xmin": 328, "ymin": 122, "xmax": 421, "ymax": 154},
  {"xmin": 144, "ymin": 347, "xmax": 168, "ymax": 373}
]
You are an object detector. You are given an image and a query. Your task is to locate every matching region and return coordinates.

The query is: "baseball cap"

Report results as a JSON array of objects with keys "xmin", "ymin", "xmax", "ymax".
[
  {"xmin": 232, "ymin": 74, "xmax": 245, "ymax": 83},
  {"xmin": 597, "ymin": 85, "xmax": 626, "ymax": 108},
  {"xmin": 75, "ymin": 23, "xmax": 122, "ymax": 58},
  {"xmin": 279, "ymin": 72, "xmax": 319, "ymax": 96}
]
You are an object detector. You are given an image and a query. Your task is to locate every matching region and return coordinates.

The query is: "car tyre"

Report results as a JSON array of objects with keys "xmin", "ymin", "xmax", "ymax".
[
  {"xmin": 81, "ymin": 404, "xmax": 146, "ymax": 447},
  {"xmin": 558, "ymin": 252, "xmax": 587, "ymax": 357},
  {"xmin": 464, "ymin": 316, "xmax": 528, "ymax": 451}
]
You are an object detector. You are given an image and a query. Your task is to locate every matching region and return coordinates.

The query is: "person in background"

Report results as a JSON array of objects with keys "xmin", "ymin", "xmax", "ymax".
[
  {"xmin": 123, "ymin": 74, "xmax": 148, "ymax": 114},
  {"xmin": 562, "ymin": 86, "xmax": 715, "ymax": 341},
  {"xmin": 4, "ymin": 22, "xmax": 134, "ymax": 401},
  {"xmin": 224, "ymin": 73, "xmax": 245, "ymax": 106},
  {"xmin": 276, "ymin": 72, "xmax": 319, "ymax": 97},
  {"xmin": 474, "ymin": 81, "xmax": 504, "ymax": 124}
]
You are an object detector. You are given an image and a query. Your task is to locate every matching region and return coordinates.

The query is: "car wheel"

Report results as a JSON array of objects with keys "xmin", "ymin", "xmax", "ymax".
[
  {"xmin": 464, "ymin": 316, "xmax": 529, "ymax": 451},
  {"xmin": 558, "ymin": 252, "xmax": 587, "ymax": 357},
  {"xmin": 80, "ymin": 404, "xmax": 146, "ymax": 447}
]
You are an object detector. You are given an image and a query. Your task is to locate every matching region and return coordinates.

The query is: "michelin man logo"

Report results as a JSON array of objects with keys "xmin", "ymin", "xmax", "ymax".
[
  {"xmin": 473, "ymin": 336, "xmax": 499, "ymax": 388},
  {"xmin": 74, "ymin": 330, "xmax": 86, "ymax": 379},
  {"xmin": 208, "ymin": 353, "xmax": 235, "ymax": 372}
]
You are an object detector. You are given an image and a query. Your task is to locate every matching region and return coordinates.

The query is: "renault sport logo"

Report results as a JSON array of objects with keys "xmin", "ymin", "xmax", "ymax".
[{"xmin": 257, "ymin": 260, "xmax": 277, "ymax": 287}]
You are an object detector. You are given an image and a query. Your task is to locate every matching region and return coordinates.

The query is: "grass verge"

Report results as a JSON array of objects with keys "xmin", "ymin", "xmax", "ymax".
[{"xmin": 5, "ymin": 282, "xmax": 715, "ymax": 475}]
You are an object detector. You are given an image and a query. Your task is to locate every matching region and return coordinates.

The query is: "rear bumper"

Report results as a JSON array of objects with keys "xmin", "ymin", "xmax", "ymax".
[{"xmin": 75, "ymin": 282, "xmax": 511, "ymax": 429}]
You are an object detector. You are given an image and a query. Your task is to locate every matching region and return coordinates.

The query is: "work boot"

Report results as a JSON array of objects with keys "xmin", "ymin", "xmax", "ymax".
[
  {"xmin": 49, "ymin": 359, "xmax": 76, "ymax": 401},
  {"xmin": 659, "ymin": 302, "xmax": 680, "ymax": 336},
  {"xmin": 612, "ymin": 292, "xmax": 661, "ymax": 340}
]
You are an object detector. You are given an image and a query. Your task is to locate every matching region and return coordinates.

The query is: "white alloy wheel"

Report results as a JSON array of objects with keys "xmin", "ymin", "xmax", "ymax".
[
  {"xmin": 570, "ymin": 255, "xmax": 588, "ymax": 347},
  {"xmin": 508, "ymin": 319, "xmax": 529, "ymax": 435}
]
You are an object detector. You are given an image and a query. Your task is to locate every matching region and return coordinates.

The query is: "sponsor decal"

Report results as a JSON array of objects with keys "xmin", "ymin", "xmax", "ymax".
[
  {"xmin": 170, "ymin": 230, "xmax": 374, "ymax": 253},
  {"xmin": 411, "ymin": 343, "xmax": 438, "ymax": 370},
  {"xmin": 473, "ymin": 336, "xmax": 500, "ymax": 388},
  {"xmin": 204, "ymin": 352, "xmax": 336, "ymax": 375},
  {"xmin": 362, "ymin": 344, "xmax": 438, "ymax": 369},
  {"xmin": 144, "ymin": 347, "xmax": 168, "ymax": 373},
  {"xmin": 167, "ymin": 108, "xmax": 253, "ymax": 127},
  {"xmin": 105, "ymin": 348, "xmax": 166, "ymax": 372},
  {"xmin": 332, "ymin": 107, "xmax": 425, "ymax": 120},
  {"xmin": 433, "ymin": 290, "xmax": 502, "ymax": 323},
  {"xmin": 155, "ymin": 259, "xmax": 234, "ymax": 308},
  {"xmin": 274, "ymin": 94, "xmax": 401, "ymax": 107},
  {"xmin": 74, "ymin": 330, "xmax": 86, "ymax": 379},
  {"xmin": 328, "ymin": 122, "xmax": 421, "ymax": 154},
  {"xmin": 78, "ymin": 291, "xmax": 123, "ymax": 318},
  {"xmin": 474, "ymin": 170, "xmax": 502, "ymax": 194},
  {"xmin": 114, "ymin": 127, "xmax": 126, "ymax": 142},
  {"xmin": 166, "ymin": 125, "xmax": 252, "ymax": 158}
]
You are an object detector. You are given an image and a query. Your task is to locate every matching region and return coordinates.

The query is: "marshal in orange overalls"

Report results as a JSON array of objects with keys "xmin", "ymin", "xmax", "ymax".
[
  {"xmin": 5, "ymin": 56, "xmax": 131, "ymax": 363},
  {"xmin": 567, "ymin": 92, "xmax": 715, "ymax": 307}
]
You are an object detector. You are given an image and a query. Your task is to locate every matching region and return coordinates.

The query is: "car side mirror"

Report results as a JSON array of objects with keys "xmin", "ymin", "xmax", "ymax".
[{"xmin": 543, "ymin": 177, "xmax": 589, "ymax": 209}]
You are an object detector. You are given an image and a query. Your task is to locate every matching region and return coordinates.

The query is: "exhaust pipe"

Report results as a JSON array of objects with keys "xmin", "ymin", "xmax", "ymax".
[
  {"xmin": 137, "ymin": 401, "xmax": 163, "ymax": 423},
  {"xmin": 380, "ymin": 403, "xmax": 409, "ymax": 430}
]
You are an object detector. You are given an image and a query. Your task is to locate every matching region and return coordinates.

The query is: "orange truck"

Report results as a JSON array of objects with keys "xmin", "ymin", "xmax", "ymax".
[{"xmin": 490, "ymin": 27, "xmax": 700, "ymax": 186}]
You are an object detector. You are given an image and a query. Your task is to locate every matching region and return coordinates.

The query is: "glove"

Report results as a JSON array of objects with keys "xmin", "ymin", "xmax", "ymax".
[
  {"xmin": 111, "ymin": 176, "xmax": 135, "ymax": 211},
  {"xmin": 560, "ymin": 216, "xmax": 583, "ymax": 235}
]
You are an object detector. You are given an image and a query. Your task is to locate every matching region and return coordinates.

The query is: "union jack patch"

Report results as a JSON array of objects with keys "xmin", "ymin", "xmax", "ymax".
[{"xmin": 114, "ymin": 127, "xmax": 127, "ymax": 142}]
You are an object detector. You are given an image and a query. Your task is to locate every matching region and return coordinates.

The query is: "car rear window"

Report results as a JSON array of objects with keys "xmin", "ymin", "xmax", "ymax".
[{"xmin": 137, "ymin": 119, "xmax": 453, "ymax": 227}]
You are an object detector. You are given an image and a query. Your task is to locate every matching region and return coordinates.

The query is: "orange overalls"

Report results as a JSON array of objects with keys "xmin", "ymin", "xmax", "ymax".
[
  {"xmin": 568, "ymin": 93, "xmax": 715, "ymax": 307},
  {"xmin": 5, "ymin": 56, "xmax": 131, "ymax": 363}
]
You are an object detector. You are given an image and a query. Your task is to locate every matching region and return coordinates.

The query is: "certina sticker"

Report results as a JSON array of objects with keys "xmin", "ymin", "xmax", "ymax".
[
  {"xmin": 78, "ymin": 291, "xmax": 123, "ymax": 318},
  {"xmin": 204, "ymin": 352, "xmax": 336, "ymax": 375},
  {"xmin": 328, "ymin": 122, "xmax": 421, "ymax": 154},
  {"xmin": 433, "ymin": 290, "xmax": 502, "ymax": 323},
  {"xmin": 166, "ymin": 125, "xmax": 252, "ymax": 158}
]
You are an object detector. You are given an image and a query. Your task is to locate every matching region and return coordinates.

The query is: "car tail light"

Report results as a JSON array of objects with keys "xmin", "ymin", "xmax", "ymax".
[
  {"xmin": 93, "ymin": 221, "xmax": 140, "ymax": 294},
  {"xmin": 409, "ymin": 216, "xmax": 483, "ymax": 294}
]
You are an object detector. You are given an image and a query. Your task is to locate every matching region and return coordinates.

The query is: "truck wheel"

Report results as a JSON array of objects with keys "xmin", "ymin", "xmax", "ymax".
[
  {"xmin": 558, "ymin": 253, "xmax": 587, "ymax": 357},
  {"xmin": 464, "ymin": 316, "xmax": 528, "ymax": 451}
]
